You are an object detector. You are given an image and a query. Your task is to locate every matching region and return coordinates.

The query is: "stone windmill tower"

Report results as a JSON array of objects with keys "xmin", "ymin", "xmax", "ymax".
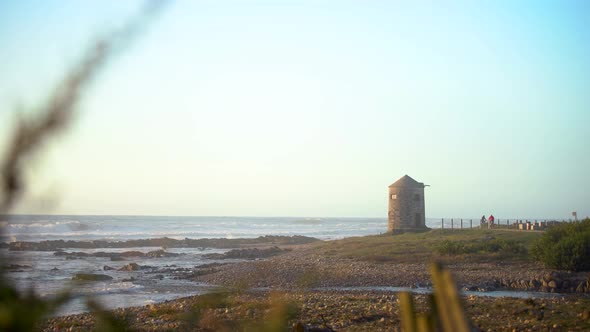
[{"xmin": 388, "ymin": 175, "xmax": 427, "ymax": 233}]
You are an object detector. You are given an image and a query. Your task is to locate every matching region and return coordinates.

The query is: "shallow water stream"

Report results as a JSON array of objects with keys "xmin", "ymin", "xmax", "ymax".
[{"xmin": 311, "ymin": 286, "xmax": 568, "ymax": 299}]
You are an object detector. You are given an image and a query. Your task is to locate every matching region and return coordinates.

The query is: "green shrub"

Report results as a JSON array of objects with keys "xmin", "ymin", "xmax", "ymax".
[{"xmin": 531, "ymin": 218, "xmax": 590, "ymax": 271}]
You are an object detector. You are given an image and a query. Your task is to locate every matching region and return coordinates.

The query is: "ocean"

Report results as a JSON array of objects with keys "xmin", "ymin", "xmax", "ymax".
[
  {"xmin": 2, "ymin": 215, "xmax": 395, "ymax": 242},
  {"xmin": 0, "ymin": 215, "xmax": 446, "ymax": 315}
]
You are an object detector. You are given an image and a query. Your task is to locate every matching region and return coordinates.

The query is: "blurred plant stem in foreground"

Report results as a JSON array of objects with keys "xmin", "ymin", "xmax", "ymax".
[
  {"xmin": 0, "ymin": 2, "xmax": 168, "ymax": 330},
  {"xmin": 400, "ymin": 263, "xmax": 471, "ymax": 332},
  {"xmin": 0, "ymin": 0, "xmax": 168, "ymax": 215}
]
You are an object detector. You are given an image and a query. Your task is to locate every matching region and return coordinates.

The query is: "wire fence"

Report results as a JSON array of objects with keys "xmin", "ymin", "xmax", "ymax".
[{"xmin": 434, "ymin": 218, "xmax": 578, "ymax": 231}]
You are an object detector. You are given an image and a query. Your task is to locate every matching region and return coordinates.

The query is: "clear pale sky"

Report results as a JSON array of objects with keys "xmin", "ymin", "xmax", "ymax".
[{"xmin": 0, "ymin": 1, "xmax": 588, "ymax": 219}]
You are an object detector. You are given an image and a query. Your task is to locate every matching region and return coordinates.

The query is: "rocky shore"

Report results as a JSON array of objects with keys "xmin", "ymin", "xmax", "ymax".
[
  {"xmin": 202, "ymin": 246, "xmax": 291, "ymax": 260},
  {"xmin": 41, "ymin": 289, "xmax": 590, "ymax": 331},
  {"xmin": 7, "ymin": 235, "xmax": 319, "ymax": 251},
  {"xmin": 36, "ymin": 235, "xmax": 590, "ymax": 331},
  {"xmin": 54, "ymin": 249, "xmax": 181, "ymax": 261},
  {"xmin": 187, "ymin": 246, "xmax": 590, "ymax": 294},
  {"xmin": 497, "ymin": 271, "xmax": 590, "ymax": 294}
]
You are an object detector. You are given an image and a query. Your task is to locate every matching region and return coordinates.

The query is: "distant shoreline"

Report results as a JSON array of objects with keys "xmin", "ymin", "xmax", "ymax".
[{"xmin": 3, "ymin": 235, "xmax": 320, "ymax": 251}]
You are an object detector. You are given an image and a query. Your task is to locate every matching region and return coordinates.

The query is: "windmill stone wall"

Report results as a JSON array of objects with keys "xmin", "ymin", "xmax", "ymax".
[{"xmin": 388, "ymin": 175, "xmax": 427, "ymax": 233}]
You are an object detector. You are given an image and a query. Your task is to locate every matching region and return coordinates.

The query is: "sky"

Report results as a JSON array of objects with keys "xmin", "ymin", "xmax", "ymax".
[{"xmin": 0, "ymin": 0, "xmax": 588, "ymax": 219}]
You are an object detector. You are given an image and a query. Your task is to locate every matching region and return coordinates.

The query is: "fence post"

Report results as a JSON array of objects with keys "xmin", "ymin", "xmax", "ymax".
[
  {"xmin": 441, "ymin": 218, "xmax": 444, "ymax": 230},
  {"xmin": 451, "ymin": 218, "xmax": 454, "ymax": 230},
  {"xmin": 470, "ymin": 219, "xmax": 473, "ymax": 228},
  {"xmin": 460, "ymin": 218, "xmax": 463, "ymax": 229}
]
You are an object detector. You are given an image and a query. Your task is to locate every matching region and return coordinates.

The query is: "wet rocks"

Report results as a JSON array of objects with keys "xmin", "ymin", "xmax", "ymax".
[
  {"xmin": 53, "ymin": 250, "xmax": 181, "ymax": 261},
  {"xmin": 203, "ymin": 246, "xmax": 291, "ymax": 260},
  {"xmin": 119, "ymin": 263, "xmax": 142, "ymax": 271},
  {"xmin": 72, "ymin": 273, "xmax": 113, "ymax": 281},
  {"xmin": 10, "ymin": 235, "xmax": 319, "ymax": 251},
  {"xmin": 174, "ymin": 263, "xmax": 226, "ymax": 279},
  {"xmin": 4, "ymin": 264, "xmax": 32, "ymax": 271},
  {"xmin": 146, "ymin": 249, "xmax": 180, "ymax": 258},
  {"xmin": 495, "ymin": 270, "xmax": 590, "ymax": 294}
]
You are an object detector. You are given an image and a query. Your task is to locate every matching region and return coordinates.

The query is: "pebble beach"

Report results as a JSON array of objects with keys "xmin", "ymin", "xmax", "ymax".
[{"xmin": 39, "ymin": 239, "xmax": 590, "ymax": 331}]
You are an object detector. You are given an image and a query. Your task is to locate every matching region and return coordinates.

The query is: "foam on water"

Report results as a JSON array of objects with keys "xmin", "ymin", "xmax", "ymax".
[
  {"xmin": 2, "ymin": 215, "xmax": 394, "ymax": 242},
  {"xmin": 3, "ymin": 245, "xmax": 229, "ymax": 315}
]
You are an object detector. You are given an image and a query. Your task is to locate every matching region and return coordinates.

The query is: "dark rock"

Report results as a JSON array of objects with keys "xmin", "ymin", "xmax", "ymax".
[
  {"xmin": 72, "ymin": 273, "xmax": 113, "ymax": 281},
  {"xmin": 119, "ymin": 263, "xmax": 142, "ymax": 271},
  {"xmin": 203, "ymin": 246, "xmax": 291, "ymax": 260},
  {"xmin": 103, "ymin": 265, "xmax": 115, "ymax": 271},
  {"xmin": 54, "ymin": 251, "xmax": 89, "ymax": 258},
  {"xmin": 8, "ymin": 235, "xmax": 320, "ymax": 251},
  {"xmin": 562, "ymin": 280, "xmax": 570, "ymax": 289},
  {"xmin": 5, "ymin": 264, "xmax": 32, "ymax": 270},
  {"xmin": 54, "ymin": 251, "xmax": 136, "ymax": 261},
  {"xmin": 146, "ymin": 249, "xmax": 180, "ymax": 258}
]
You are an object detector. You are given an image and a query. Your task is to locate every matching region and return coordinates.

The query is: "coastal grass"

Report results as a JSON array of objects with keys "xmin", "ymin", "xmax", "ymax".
[{"xmin": 313, "ymin": 229, "xmax": 542, "ymax": 264}]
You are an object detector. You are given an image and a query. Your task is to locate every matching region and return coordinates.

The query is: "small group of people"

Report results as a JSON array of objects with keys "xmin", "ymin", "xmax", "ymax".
[{"xmin": 481, "ymin": 214, "xmax": 495, "ymax": 229}]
